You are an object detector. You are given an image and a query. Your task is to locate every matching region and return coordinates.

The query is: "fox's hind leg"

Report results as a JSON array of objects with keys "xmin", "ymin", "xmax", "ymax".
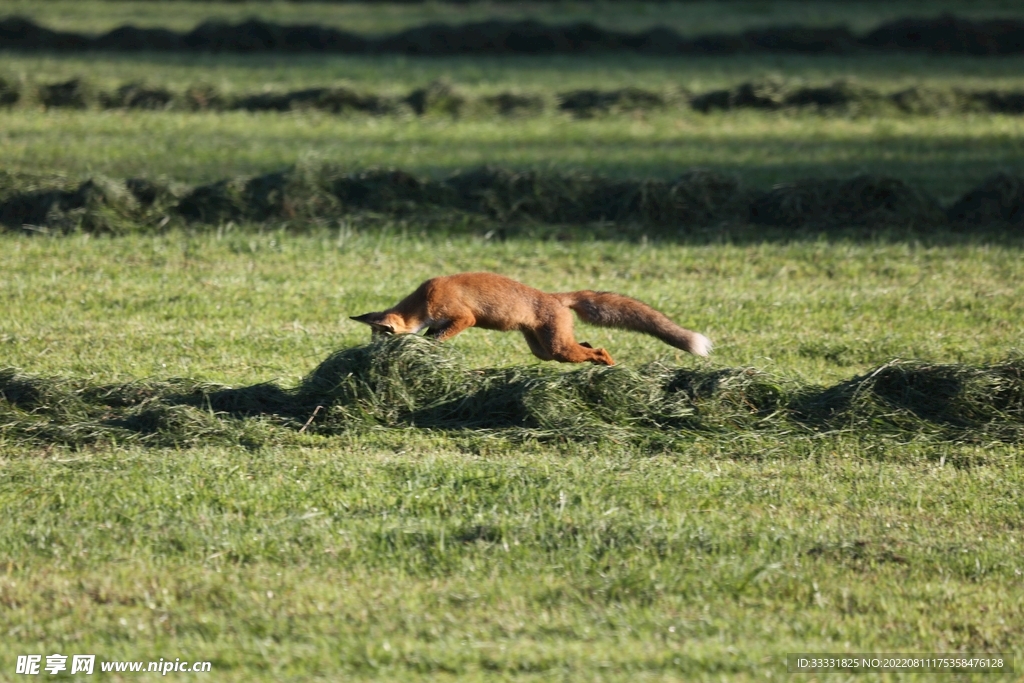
[
  {"xmin": 537, "ymin": 309, "xmax": 615, "ymax": 365},
  {"xmin": 522, "ymin": 330, "xmax": 554, "ymax": 361}
]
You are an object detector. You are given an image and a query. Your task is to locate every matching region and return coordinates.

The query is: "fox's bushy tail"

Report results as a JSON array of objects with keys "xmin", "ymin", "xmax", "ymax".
[{"xmin": 556, "ymin": 291, "xmax": 711, "ymax": 356}]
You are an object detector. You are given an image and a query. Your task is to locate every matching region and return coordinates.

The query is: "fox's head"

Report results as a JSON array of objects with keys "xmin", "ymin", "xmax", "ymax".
[{"xmin": 350, "ymin": 311, "xmax": 407, "ymax": 336}]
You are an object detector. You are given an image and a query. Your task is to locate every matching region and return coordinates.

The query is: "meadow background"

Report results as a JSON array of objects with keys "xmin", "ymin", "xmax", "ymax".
[{"xmin": 1, "ymin": 1, "xmax": 1023, "ymax": 681}]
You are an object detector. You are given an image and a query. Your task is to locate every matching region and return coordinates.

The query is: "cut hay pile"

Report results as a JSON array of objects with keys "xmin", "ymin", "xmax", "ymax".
[
  {"xmin": 558, "ymin": 88, "xmax": 668, "ymax": 118},
  {"xmin": 947, "ymin": 173, "xmax": 1024, "ymax": 228},
  {"xmin": 689, "ymin": 80, "xmax": 1024, "ymax": 115},
  {"xmin": 748, "ymin": 176, "xmax": 947, "ymax": 229},
  {"xmin": 691, "ymin": 81, "xmax": 877, "ymax": 113},
  {"xmin": 3, "ymin": 340, "xmax": 1022, "ymax": 449},
  {"xmin": 793, "ymin": 359, "xmax": 1024, "ymax": 441},
  {"xmin": 170, "ymin": 164, "xmax": 748, "ymax": 229},
  {"xmin": 37, "ymin": 78, "xmax": 90, "ymax": 109},
  {"xmin": 13, "ymin": 73, "xmax": 1024, "ymax": 118},
  {"xmin": 0, "ymin": 171, "xmax": 181, "ymax": 234},
  {"xmin": 3, "ymin": 165, "xmax": 1024, "ymax": 235},
  {"xmin": 445, "ymin": 166, "xmax": 744, "ymax": 225},
  {"xmin": 99, "ymin": 83, "xmax": 174, "ymax": 110},
  {"xmin": 0, "ymin": 76, "xmax": 19, "ymax": 107}
]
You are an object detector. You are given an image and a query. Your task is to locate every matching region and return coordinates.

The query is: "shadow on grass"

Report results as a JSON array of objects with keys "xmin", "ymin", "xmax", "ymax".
[{"xmin": 5, "ymin": 14, "xmax": 1024, "ymax": 57}]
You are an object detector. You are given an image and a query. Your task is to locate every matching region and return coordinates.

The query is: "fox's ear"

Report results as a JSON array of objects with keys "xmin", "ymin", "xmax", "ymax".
[
  {"xmin": 350, "ymin": 313, "xmax": 384, "ymax": 326},
  {"xmin": 350, "ymin": 314, "xmax": 394, "ymax": 335}
]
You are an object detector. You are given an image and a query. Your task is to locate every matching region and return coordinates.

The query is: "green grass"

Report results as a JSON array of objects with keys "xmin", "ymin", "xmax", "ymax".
[
  {"xmin": 3, "ymin": 3, "xmax": 1024, "ymax": 679},
  {"xmin": 5, "ymin": 2, "xmax": 1024, "ymax": 201},
  {"xmin": 2, "ymin": 232, "xmax": 1023, "ymax": 681},
  {"xmin": 2, "ymin": 109, "xmax": 1024, "ymax": 199},
  {"xmin": 3, "ymin": 231, "xmax": 1023, "ymax": 384},
  {"xmin": 1, "ymin": 438, "xmax": 1022, "ymax": 681},
  {"xmin": 4, "ymin": 48, "xmax": 1024, "ymax": 199}
]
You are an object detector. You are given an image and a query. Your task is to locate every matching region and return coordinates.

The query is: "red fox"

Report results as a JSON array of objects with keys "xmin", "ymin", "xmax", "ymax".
[{"xmin": 351, "ymin": 272, "xmax": 710, "ymax": 366}]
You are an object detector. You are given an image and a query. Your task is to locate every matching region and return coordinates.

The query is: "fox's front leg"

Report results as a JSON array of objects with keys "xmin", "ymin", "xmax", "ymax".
[{"xmin": 424, "ymin": 315, "xmax": 475, "ymax": 341}]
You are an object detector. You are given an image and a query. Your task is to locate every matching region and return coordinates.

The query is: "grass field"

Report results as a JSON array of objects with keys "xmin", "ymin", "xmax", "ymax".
[
  {"xmin": 2, "ymin": 1, "xmax": 1024, "ymax": 681},
  {"xmin": 5, "ymin": 109, "xmax": 1024, "ymax": 199},
  {"xmin": 3, "ymin": 232, "xmax": 1024, "ymax": 383},
  {"xmin": 4, "ymin": 50, "xmax": 1024, "ymax": 196},
  {"xmin": 2, "ymin": 231, "xmax": 1023, "ymax": 681}
]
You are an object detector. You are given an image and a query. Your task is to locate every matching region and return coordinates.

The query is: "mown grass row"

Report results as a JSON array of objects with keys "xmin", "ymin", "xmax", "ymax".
[
  {"xmin": 3, "ymin": 337, "xmax": 1022, "ymax": 450},
  {"xmin": 7, "ymin": 75, "xmax": 1024, "ymax": 118},
  {"xmin": 2, "ymin": 162, "xmax": 1023, "ymax": 236},
  {"xmin": 4, "ymin": 75, "xmax": 1023, "ymax": 196}
]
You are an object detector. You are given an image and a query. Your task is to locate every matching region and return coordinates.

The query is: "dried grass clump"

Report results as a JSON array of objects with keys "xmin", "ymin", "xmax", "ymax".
[
  {"xmin": 234, "ymin": 87, "xmax": 394, "ymax": 115},
  {"xmin": 290, "ymin": 339, "xmax": 787, "ymax": 440},
  {"xmin": 0, "ymin": 370, "xmax": 265, "ymax": 448},
  {"xmin": 0, "ymin": 76, "xmax": 19, "ymax": 107},
  {"xmin": 691, "ymin": 80, "xmax": 879, "ymax": 113},
  {"xmin": 251, "ymin": 345, "xmax": 1024, "ymax": 444},
  {"xmin": 330, "ymin": 168, "xmax": 455, "ymax": 214},
  {"xmin": 971, "ymin": 90, "xmax": 1024, "ymax": 114},
  {"xmin": 99, "ymin": 83, "xmax": 174, "ymax": 110},
  {"xmin": 481, "ymin": 92, "xmax": 546, "ymax": 117},
  {"xmin": 183, "ymin": 84, "xmax": 226, "ymax": 111},
  {"xmin": 889, "ymin": 86, "xmax": 972, "ymax": 114},
  {"xmin": 0, "ymin": 172, "xmax": 174, "ymax": 234},
  {"xmin": 793, "ymin": 358, "xmax": 1024, "ymax": 441},
  {"xmin": 404, "ymin": 80, "xmax": 465, "ymax": 117},
  {"xmin": 558, "ymin": 88, "xmax": 666, "ymax": 118},
  {"xmin": 7, "ymin": 165, "xmax": 1024, "ymax": 235},
  {"xmin": 521, "ymin": 364, "xmax": 684, "ymax": 440},
  {"xmin": 748, "ymin": 175, "xmax": 946, "ymax": 229},
  {"xmin": 176, "ymin": 165, "xmax": 341, "ymax": 224},
  {"xmin": 446, "ymin": 166, "xmax": 743, "ymax": 226},
  {"xmin": 4, "ymin": 348, "xmax": 1024, "ymax": 449},
  {"xmin": 947, "ymin": 173, "xmax": 1024, "ymax": 229},
  {"xmin": 689, "ymin": 81, "xmax": 1024, "ymax": 116},
  {"xmin": 296, "ymin": 336, "xmax": 484, "ymax": 428},
  {"xmin": 37, "ymin": 78, "xmax": 91, "ymax": 109},
  {"xmin": 177, "ymin": 164, "xmax": 743, "ymax": 228},
  {"xmin": 17, "ymin": 73, "xmax": 1024, "ymax": 118},
  {"xmin": 691, "ymin": 81, "xmax": 787, "ymax": 112}
]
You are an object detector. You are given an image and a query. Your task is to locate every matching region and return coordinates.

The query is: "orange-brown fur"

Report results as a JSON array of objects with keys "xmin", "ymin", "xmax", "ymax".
[{"xmin": 351, "ymin": 272, "xmax": 711, "ymax": 365}]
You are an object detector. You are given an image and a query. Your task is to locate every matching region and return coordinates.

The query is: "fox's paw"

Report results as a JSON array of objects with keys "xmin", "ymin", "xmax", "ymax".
[
  {"xmin": 579, "ymin": 341, "xmax": 593, "ymax": 349},
  {"xmin": 590, "ymin": 348, "xmax": 615, "ymax": 366}
]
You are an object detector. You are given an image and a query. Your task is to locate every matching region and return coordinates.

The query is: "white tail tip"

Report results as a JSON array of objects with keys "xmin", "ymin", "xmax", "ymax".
[{"xmin": 691, "ymin": 333, "xmax": 712, "ymax": 357}]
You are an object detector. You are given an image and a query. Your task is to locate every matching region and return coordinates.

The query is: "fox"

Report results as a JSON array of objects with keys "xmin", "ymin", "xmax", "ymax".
[{"xmin": 350, "ymin": 272, "xmax": 710, "ymax": 366}]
